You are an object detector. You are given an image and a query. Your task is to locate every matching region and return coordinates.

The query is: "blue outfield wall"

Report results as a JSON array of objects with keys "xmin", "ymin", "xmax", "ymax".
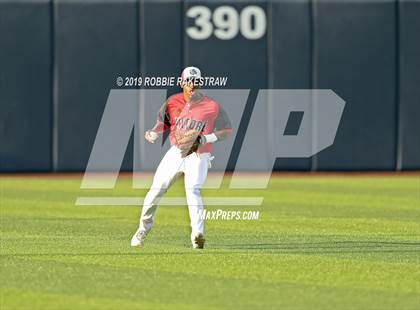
[{"xmin": 0, "ymin": 0, "xmax": 419, "ymax": 172}]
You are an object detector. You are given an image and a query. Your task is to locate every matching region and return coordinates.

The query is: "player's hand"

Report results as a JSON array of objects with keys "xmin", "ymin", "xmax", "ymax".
[{"xmin": 145, "ymin": 130, "xmax": 159, "ymax": 143}]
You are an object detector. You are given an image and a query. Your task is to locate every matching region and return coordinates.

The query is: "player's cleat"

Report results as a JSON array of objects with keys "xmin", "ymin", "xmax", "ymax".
[
  {"xmin": 191, "ymin": 233, "xmax": 205, "ymax": 249},
  {"xmin": 131, "ymin": 229, "xmax": 148, "ymax": 247}
]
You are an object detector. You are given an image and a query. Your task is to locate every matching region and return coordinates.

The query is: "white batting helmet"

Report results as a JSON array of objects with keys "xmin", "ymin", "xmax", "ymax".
[{"xmin": 181, "ymin": 66, "xmax": 201, "ymax": 82}]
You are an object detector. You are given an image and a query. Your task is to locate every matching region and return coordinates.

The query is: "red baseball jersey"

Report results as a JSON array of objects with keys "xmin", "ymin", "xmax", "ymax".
[{"xmin": 151, "ymin": 92, "xmax": 232, "ymax": 153}]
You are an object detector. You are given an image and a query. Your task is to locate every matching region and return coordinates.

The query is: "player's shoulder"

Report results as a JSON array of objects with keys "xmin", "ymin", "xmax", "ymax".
[
  {"xmin": 202, "ymin": 94, "xmax": 220, "ymax": 110},
  {"xmin": 166, "ymin": 92, "xmax": 184, "ymax": 105}
]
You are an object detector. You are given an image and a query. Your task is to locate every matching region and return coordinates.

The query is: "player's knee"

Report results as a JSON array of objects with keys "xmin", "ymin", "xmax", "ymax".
[
  {"xmin": 185, "ymin": 187, "xmax": 201, "ymax": 197},
  {"xmin": 144, "ymin": 187, "xmax": 167, "ymax": 205},
  {"xmin": 142, "ymin": 217, "xmax": 153, "ymax": 224}
]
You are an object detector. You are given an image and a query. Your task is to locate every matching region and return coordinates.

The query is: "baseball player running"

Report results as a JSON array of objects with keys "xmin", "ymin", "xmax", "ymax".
[{"xmin": 131, "ymin": 66, "xmax": 232, "ymax": 249}]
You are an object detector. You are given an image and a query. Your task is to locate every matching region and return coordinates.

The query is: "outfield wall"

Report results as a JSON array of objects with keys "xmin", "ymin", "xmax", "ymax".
[{"xmin": 0, "ymin": 0, "xmax": 419, "ymax": 172}]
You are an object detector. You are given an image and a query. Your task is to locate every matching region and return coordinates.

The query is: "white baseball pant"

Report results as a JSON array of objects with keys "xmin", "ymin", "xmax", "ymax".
[{"xmin": 138, "ymin": 146, "xmax": 211, "ymax": 236}]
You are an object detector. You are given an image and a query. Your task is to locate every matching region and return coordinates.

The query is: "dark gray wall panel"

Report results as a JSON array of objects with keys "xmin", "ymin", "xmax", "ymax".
[
  {"xmin": 399, "ymin": 0, "xmax": 420, "ymax": 170},
  {"xmin": 55, "ymin": 0, "xmax": 138, "ymax": 171},
  {"xmin": 270, "ymin": 0, "xmax": 311, "ymax": 171},
  {"xmin": 0, "ymin": 0, "xmax": 52, "ymax": 171},
  {"xmin": 313, "ymin": 0, "xmax": 397, "ymax": 170},
  {"xmin": 184, "ymin": 1, "xmax": 268, "ymax": 171},
  {"xmin": 138, "ymin": 0, "xmax": 183, "ymax": 170},
  {"xmin": 141, "ymin": 0, "xmax": 182, "ymax": 96},
  {"xmin": 184, "ymin": 0, "xmax": 267, "ymax": 89}
]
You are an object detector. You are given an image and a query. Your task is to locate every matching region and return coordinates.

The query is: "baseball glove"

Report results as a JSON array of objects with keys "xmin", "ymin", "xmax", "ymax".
[{"xmin": 174, "ymin": 129, "xmax": 201, "ymax": 157}]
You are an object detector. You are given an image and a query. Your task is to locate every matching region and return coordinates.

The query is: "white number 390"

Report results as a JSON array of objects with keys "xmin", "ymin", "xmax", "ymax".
[{"xmin": 186, "ymin": 5, "xmax": 266, "ymax": 40}]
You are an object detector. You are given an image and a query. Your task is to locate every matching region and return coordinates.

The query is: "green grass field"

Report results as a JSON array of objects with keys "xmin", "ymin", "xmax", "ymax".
[{"xmin": 1, "ymin": 174, "xmax": 419, "ymax": 309}]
